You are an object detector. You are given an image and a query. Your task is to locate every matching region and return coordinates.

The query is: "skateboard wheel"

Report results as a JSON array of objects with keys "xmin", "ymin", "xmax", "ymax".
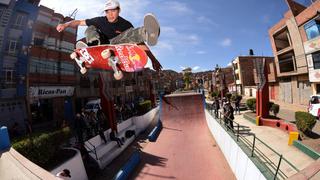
[
  {"xmin": 101, "ymin": 49, "xmax": 111, "ymax": 59},
  {"xmin": 70, "ymin": 52, "xmax": 77, "ymax": 59},
  {"xmin": 80, "ymin": 68, "xmax": 87, "ymax": 74},
  {"xmin": 113, "ymin": 71, "xmax": 123, "ymax": 80}
]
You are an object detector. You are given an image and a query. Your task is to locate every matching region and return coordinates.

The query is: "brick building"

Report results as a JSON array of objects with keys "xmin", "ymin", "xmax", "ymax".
[
  {"xmin": 27, "ymin": 5, "xmax": 78, "ymax": 128},
  {"xmin": 231, "ymin": 56, "xmax": 274, "ymax": 97},
  {"xmin": 253, "ymin": 58, "xmax": 277, "ymax": 100},
  {"xmin": 212, "ymin": 66, "xmax": 234, "ymax": 97},
  {"xmin": 268, "ymin": 0, "xmax": 320, "ymax": 107}
]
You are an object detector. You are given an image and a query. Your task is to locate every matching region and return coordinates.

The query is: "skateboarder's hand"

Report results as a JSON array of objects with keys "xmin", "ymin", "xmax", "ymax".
[
  {"xmin": 56, "ymin": 23, "xmax": 67, "ymax": 32},
  {"xmin": 151, "ymin": 58, "xmax": 163, "ymax": 71}
]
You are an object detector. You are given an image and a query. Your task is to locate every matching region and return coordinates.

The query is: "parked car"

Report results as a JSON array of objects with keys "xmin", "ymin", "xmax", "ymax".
[
  {"xmin": 308, "ymin": 95, "xmax": 320, "ymax": 119},
  {"xmin": 84, "ymin": 99, "xmax": 101, "ymax": 113}
]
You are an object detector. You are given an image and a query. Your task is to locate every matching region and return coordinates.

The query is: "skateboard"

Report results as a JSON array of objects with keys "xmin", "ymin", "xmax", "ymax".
[{"xmin": 70, "ymin": 41, "xmax": 148, "ymax": 80}]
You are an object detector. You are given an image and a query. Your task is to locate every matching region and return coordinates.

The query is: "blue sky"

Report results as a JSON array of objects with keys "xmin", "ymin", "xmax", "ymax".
[{"xmin": 39, "ymin": 0, "xmax": 312, "ymax": 72}]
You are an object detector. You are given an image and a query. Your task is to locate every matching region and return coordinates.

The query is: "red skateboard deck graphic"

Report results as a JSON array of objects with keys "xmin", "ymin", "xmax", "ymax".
[{"xmin": 75, "ymin": 44, "xmax": 148, "ymax": 72}]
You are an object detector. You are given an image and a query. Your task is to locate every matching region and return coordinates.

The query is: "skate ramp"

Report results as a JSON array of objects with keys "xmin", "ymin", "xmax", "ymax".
[
  {"xmin": 0, "ymin": 148, "xmax": 57, "ymax": 180},
  {"xmin": 132, "ymin": 93, "xmax": 235, "ymax": 180}
]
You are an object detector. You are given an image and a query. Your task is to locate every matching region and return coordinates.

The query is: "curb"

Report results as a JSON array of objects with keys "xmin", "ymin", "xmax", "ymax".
[
  {"xmin": 114, "ymin": 151, "xmax": 141, "ymax": 180},
  {"xmin": 293, "ymin": 140, "xmax": 320, "ymax": 160}
]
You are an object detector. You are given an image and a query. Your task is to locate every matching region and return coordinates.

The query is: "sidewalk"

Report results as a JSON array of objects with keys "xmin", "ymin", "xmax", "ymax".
[{"xmin": 234, "ymin": 112, "xmax": 315, "ymax": 177}]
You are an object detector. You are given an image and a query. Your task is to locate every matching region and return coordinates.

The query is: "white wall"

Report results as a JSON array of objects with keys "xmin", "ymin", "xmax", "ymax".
[
  {"xmin": 132, "ymin": 107, "xmax": 159, "ymax": 134},
  {"xmin": 205, "ymin": 111, "xmax": 266, "ymax": 180},
  {"xmin": 51, "ymin": 148, "xmax": 88, "ymax": 180}
]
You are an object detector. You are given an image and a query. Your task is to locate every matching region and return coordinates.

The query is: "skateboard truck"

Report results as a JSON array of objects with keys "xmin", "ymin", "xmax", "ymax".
[
  {"xmin": 70, "ymin": 52, "xmax": 87, "ymax": 74},
  {"xmin": 103, "ymin": 49, "xmax": 123, "ymax": 80}
]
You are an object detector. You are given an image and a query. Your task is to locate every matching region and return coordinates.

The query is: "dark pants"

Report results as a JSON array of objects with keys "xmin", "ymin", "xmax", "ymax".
[
  {"xmin": 235, "ymin": 104, "xmax": 240, "ymax": 114},
  {"xmin": 111, "ymin": 137, "xmax": 123, "ymax": 147},
  {"xmin": 214, "ymin": 109, "xmax": 219, "ymax": 118},
  {"xmin": 85, "ymin": 26, "xmax": 144, "ymax": 46}
]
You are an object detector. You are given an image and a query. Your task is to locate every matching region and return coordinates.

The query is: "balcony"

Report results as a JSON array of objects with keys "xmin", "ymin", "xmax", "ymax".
[
  {"xmin": 273, "ymin": 27, "xmax": 292, "ymax": 52},
  {"xmin": 278, "ymin": 51, "xmax": 295, "ymax": 73}
]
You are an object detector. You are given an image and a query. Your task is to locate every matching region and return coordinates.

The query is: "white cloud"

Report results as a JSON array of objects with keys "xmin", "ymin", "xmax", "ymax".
[
  {"xmin": 187, "ymin": 35, "xmax": 200, "ymax": 44},
  {"xmin": 193, "ymin": 66, "xmax": 200, "ymax": 71},
  {"xmin": 40, "ymin": 0, "xmax": 104, "ymax": 20},
  {"xmin": 196, "ymin": 51, "xmax": 206, "ymax": 54},
  {"xmin": 220, "ymin": 38, "xmax": 232, "ymax": 47},
  {"xmin": 180, "ymin": 66, "xmax": 186, "ymax": 69},
  {"xmin": 120, "ymin": 0, "xmax": 151, "ymax": 24},
  {"xmin": 164, "ymin": 1, "xmax": 191, "ymax": 14},
  {"xmin": 197, "ymin": 16, "xmax": 219, "ymax": 27}
]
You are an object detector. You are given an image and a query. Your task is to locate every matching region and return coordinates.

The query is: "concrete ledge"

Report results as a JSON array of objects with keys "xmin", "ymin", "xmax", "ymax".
[
  {"xmin": 260, "ymin": 118, "xmax": 297, "ymax": 133},
  {"xmin": 50, "ymin": 148, "xmax": 88, "ymax": 180},
  {"xmin": 148, "ymin": 120, "xmax": 162, "ymax": 142},
  {"xmin": 114, "ymin": 151, "xmax": 140, "ymax": 180},
  {"xmin": 293, "ymin": 140, "xmax": 320, "ymax": 160}
]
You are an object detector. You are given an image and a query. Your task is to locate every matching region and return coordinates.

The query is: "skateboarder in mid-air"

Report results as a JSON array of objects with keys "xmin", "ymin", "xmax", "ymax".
[{"xmin": 56, "ymin": 0, "xmax": 162, "ymax": 71}]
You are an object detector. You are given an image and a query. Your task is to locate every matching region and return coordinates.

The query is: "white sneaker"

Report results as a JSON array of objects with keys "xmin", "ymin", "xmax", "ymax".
[{"xmin": 144, "ymin": 13, "xmax": 160, "ymax": 46}]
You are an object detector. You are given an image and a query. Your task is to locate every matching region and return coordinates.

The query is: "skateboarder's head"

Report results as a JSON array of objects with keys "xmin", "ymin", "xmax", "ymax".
[{"xmin": 104, "ymin": 0, "xmax": 120, "ymax": 23}]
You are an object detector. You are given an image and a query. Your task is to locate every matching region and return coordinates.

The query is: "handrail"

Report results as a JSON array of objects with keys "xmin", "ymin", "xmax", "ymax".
[{"xmin": 205, "ymin": 103, "xmax": 299, "ymax": 180}]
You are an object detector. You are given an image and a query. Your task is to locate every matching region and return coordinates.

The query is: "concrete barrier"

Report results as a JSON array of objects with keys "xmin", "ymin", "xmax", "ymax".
[
  {"xmin": 0, "ymin": 126, "xmax": 10, "ymax": 151},
  {"xmin": 205, "ymin": 111, "xmax": 267, "ymax": 180},
  {"xmin": 148, "ymin": 120, "xmax": 162, "ymax": 142},
  {"xmin": 114, "ymin": 151, "xmax": 140, "ymax": 180}
]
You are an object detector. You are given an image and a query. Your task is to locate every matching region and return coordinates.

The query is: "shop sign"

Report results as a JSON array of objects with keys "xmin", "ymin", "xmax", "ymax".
[
  {"xmin": 304, "ymin": 37, "xmax": 320, "ymax": 54},
  {"xmin": 29, "ymin": 86, "xmax": 74, "ymax": 98}
]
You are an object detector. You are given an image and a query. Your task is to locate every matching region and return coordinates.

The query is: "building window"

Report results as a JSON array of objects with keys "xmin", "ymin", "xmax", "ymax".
[
  {"xmin": 312, "ymin": 51, "xmax": 320, "ymax": 69},
  {"xmin": 316, "ymin": 84, "xmax": 320, "ymax": 94},
  {"xmin": 5, "ymin": 70, "xmax": 13, "ymax": 82},
  {"xmin": 278, "ymin": 51, "xmax": 295, "ymax": 73},
  {"xmin": 15, "ymin": 14, "xmax": 24, "ymax": 26},
  {"xmin": 0, "ymin": 8, "xmax": 4, "ymax": 18},
  {"xmin": 29, "ymin": 59, "xmax": 58, "ymax": 74},
  {"xmin": 34, "ymin": 38, "xmax": 44, "ymax": 46},
  {"xmin": 2, "ymin": 69, "xmax": 16, "ymax": 88},
  {"xmin": 304, "ymin": 20, "xmax": 320, "ymax": 40},
  {"xmin": 60, "ymin": 62, "xmax": 74, "ymax": 75},
  {"xmin": 273, "ymin": 28, "xmax": 291, "ymax": 51},
  {"xmin": 8, "ymin": 40, "xmax": 18, "ymax": 54}
]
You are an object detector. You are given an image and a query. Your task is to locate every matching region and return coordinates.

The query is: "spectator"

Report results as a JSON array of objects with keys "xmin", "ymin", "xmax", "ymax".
[
  {"xmin": 97, "ymin": 107, "xmax": 108, "ymax": 130},
  {"xmin": 110, "ymin": 130, "xmax": 123, "ymax": 147},
  {"xmin": 74, "ymin": 113, "xmax": 85, "ymax": 144},
  {"xmin": 234, "ymin": 96, "xmax": 241, "ymax": 115},
  {"xmin": 10, "ymin": 122, "xmax": 20, "ymax": 138},
  {"xmin": 88, "ymin": 111, "xmax": 98, "ymax": 136},
  {"xmin": 225, "ymin": 102, "xmax": 234, "ymax": 130},
  {"xmin": 214, "ymin": 97, "xmax": 220, "ymax": 118}
]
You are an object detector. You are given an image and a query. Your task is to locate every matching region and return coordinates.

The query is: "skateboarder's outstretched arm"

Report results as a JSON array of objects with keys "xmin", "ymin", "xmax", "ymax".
[
  {"xmin": 138, "ymin": 42, "xmax": 162, "ymax": 71},
  {"xmin": 56, "ymin": 20, "xmax": 86, "ymax": 32}
]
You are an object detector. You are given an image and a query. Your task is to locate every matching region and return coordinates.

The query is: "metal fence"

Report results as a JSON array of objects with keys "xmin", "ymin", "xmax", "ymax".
[{"xmin": 206, "ymin": 103, "xmax": 299, "ymax": 180}]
